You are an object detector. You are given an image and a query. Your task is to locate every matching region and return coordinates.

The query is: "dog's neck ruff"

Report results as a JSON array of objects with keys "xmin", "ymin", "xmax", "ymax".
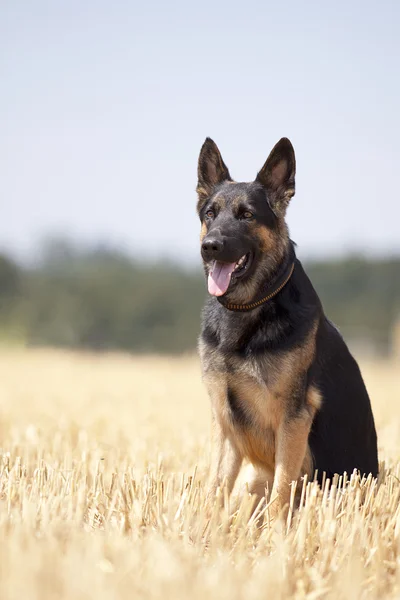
[{"xmin": 217, "ymin": 248, "xmax": 296, "ymax": 313}]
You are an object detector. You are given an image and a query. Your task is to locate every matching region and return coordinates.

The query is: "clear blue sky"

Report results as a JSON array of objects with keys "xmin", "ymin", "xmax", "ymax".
[{"xmin": 1, "ymin": 0, "xmax": 399, "ymax": 264}]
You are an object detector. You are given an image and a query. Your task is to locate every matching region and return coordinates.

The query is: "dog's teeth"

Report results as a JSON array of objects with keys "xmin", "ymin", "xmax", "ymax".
[{"xmin": 233, "ymin": 255, "xmax": 247, "ymax": 272}]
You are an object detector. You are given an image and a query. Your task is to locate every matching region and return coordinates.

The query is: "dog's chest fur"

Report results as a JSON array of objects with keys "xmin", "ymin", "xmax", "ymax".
[
  {"xmin": 200, "ymin": 343, "xmax": 297, "ymax": 469},
  {"xmin": 199, "ymin": 301, "xmax": 318, "ymax": 470}
]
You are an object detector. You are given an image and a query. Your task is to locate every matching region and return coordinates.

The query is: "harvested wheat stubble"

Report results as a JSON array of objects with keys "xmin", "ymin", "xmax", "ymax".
[{"xmin": 0, "ymin": 349, "xmax": 399, "ymax": 600}]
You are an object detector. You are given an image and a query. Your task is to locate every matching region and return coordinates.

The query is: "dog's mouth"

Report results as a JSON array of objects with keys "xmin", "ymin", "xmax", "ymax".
[{"xmin": 207, "ymin": 253, "xmax": 252, "ymax": 297}]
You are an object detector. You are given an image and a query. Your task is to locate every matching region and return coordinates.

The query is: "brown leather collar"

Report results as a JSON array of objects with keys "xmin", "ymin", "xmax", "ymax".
[{"xmin": 217, "ymin": 251, "xmax": 296, "ymax": 313}]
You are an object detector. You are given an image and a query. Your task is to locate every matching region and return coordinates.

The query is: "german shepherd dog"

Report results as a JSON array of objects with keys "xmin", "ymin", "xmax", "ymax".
[{"xmin": 197, "ymin": 137, "xmax": 378, "ymax": 519}]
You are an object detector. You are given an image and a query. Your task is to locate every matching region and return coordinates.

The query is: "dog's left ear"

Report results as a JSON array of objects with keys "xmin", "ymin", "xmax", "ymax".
[
  {"xmin": 197, "ymin": 138, "xmax": 232, "ymax": 210},
  {"xmin": 256, "ymin": 138, "xmax": 296, "ymax": 217}
]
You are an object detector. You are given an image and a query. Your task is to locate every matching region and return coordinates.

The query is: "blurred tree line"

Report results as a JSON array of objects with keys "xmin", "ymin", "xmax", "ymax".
[{"xmin": 0, "ymin": 239, "xmax": 399, "ymax": 355}]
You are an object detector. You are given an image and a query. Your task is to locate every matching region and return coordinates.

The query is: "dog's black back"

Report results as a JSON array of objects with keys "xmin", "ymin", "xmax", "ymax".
[{"xmin": 309, "ymin": 313, "xmax": 378, "ymax": 480}]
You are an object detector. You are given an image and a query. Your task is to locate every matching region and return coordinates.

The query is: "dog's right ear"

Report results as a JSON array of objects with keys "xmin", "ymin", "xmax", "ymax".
[{"xmin": 197, "ymin": 138, "xmax": 232, "ymax": 211}]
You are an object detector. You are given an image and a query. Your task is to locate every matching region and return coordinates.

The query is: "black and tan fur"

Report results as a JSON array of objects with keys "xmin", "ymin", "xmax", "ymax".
[{"xmin": 197, "ymin": 137, "xmax": 378, "ymax": 519}]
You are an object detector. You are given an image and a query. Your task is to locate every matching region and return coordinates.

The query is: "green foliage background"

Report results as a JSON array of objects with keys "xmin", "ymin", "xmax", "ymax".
[{"xmin": 1, "ymin": 240, "xmax": 399, "ymax": 354}]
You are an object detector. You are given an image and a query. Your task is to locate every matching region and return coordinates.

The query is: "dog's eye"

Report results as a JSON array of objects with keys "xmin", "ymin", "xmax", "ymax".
[
  {"xmin": 205, "ymin": 210, "xmax": 214, "ymax": 219},
  {"xmin": 242, "ymin": 211, "xmax": 253, "ymax": 220}
]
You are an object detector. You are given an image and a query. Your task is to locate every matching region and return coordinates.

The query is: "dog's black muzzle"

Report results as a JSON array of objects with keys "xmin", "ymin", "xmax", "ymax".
[{"xmin": 201, "ymin": 232, "xmax": 250, "ymax": 264}]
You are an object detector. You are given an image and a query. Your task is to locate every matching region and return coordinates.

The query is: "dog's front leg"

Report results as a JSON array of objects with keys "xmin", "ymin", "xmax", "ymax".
[
  {"xmin": 269, "ymin": 408, "xmax": 313, "ymax": 521},
  {"xmin": 206, "ymin": 416, "xmax": 242, "ymax": 506}
]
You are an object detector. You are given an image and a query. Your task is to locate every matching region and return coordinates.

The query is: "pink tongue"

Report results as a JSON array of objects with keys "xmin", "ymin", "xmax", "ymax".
[{"xmin": 208, "ymin": 261, "xmax": 236, "ymax": 296}]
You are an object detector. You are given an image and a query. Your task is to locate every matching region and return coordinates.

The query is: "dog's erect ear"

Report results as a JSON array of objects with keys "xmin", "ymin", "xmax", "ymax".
[
  {"xmin": 256, "ymin": 138, "xmax": 296, "ymax": 217},
  {"xmin": 197, "ymin": 138, "xmax": 232, "ymax": 209}
]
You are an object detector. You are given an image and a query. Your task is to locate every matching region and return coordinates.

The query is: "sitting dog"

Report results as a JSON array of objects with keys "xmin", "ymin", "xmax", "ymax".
[{"xmin": 196, "ymin": 137, "xmax": 378, "ymax": 518}]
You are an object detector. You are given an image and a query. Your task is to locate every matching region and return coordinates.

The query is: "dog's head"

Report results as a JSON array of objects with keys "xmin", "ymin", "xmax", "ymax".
[{"xmin": 197, "ymin": 137, "xmax": 296, "ymax": 303}]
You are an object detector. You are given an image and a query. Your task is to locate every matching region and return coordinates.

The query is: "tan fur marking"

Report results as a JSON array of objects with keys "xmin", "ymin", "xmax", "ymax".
[
  {"xmin": 200, "ymin": 222, "xmax": 207, "ymax": 243},
  {"xmin": 213, "ymin": 195, "xmax": 226, "ymax": 211},
  {"xmin": 246, "ymin": 465, "xmax": 274, "ymax": 498},
  {"xmin": 269, "ymin": 411, "xmax": 314, "ymax": 519},
  {"xmin": 231, "ymin": 195, "xmax": 247, "ymax": 212},
  {"xmin": 307, "ymin": 386, "xmax": 323, "ymax": 411},
  {"xmin": 202, "ymin": 370, "xmax": 243, "ymax": 505},
  {"xmin": 207, "ymin": 416, "xmax": 242, "ymax": 502},
  {"xmin": 231, "ymin": 377, "xmax": 282, "ymax": 430},
  {"xmin": 234, "ymin": 426, "xmax": 276, "ymax": 472},
  {"xmin": 252, "ymin": 223, "xmax": 275, "ymax": 252},
  {"xmin": 202, "ymin": 371, "xmax": 227, "ymax": 418}
]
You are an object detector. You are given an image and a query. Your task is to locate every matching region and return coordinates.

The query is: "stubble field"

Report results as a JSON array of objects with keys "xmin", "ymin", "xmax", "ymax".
[{"xmin": 0, "ymin": 349, "xmax": 399, "ymax": 599}]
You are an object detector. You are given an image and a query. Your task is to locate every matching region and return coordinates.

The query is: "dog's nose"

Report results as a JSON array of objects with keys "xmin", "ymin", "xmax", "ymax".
[{"xmin": 201, "ymin": 238, "xmax": 224, "ymax": 260}]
